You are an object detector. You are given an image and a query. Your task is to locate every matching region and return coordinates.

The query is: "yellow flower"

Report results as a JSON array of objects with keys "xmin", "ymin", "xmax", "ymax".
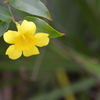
[{"xmin": 3, "ymin": 20, "xmax": 49, "ymax": 60}]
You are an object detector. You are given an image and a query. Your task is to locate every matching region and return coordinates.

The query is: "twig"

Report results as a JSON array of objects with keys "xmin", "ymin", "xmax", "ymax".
[
  {"xmin": 4, "ymin": 0, "xmax": 16, "ymax": 22},
  {"xmin": 19, "ymin": 67, "xmax": 28, "ymax": 80},
  {"xmin": 51, "ymin": 39, "xmax": 100, "ymax": 84},
  {"xmin": 30, "ymin": 48, "xmax": 46, "ymax": 81},
  {"xmin": 2, "ymin": 72, "xmax": 12, "ymax": 100}
]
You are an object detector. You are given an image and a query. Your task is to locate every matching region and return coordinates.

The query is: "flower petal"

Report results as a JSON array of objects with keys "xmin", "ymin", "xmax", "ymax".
[
  {"xmin": 3, "ymin": 30, "xmax": 18, "ymax": 44},
  {"xmin": 15, "ymin": 33, "xmax": 36, "ymax": 50},
  {"xmin": 15, "ymin": 22, "xmax": 21, "ymax": 31},
  {"xmin": 35, "ymin": 33, "xmax": 49, "ymax": 47},
  {"xmin": 23, "ymin": 46, "xmax": 39, "ymax": 57},
  {"xmin": 6, "ymin": 45, "xmax": 22, "ymax": 60},
  {"xmin": 19, "ymin": 20, "xmax": 36, "ymax": 35}
]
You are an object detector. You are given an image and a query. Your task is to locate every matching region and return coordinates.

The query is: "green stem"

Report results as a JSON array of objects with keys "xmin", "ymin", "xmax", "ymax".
[{"xmin": 6, "ymin": 0, "xmax": 16, "ymax": 23}]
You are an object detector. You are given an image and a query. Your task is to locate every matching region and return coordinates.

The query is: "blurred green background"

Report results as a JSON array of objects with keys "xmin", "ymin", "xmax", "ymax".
[{"xmin": 0, "ymin": 0, "xmax": 100, "ymax": 100}]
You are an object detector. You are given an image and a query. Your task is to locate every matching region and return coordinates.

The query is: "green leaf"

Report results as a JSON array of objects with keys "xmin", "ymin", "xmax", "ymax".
[
  {"xmin": 9, "ymin": 0, "xmax": 51, "ymax": 20},
  {"xmin": 0, "ymin": 21, "xmax": 9, "ymax": 36},
  {"xmin": 0, "ymin": 6, "xmax": 12, "ymax": 23},
  {"xmin": 24, "ymin": 16, "xmax": 64, "ymax": 38}
]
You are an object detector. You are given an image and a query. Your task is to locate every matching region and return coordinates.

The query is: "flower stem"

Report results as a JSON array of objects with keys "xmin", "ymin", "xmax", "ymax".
[{"xmin": 4, "ymin": 0, "xmax": 16, "ymax": 23}]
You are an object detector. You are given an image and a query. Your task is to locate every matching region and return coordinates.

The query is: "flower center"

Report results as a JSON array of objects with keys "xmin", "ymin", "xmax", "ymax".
[
  {"xmin": 21, "ymin": 34, "xmax": 28, "ymax": 42},
  {"xmin": 15, "ymin": 33, "xmax": 36, "ymax": 50}
]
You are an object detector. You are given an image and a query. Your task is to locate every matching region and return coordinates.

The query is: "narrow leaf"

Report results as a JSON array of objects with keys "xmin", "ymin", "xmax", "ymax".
[
  {"xmin": 0, "ymin": 21, "xmax": 9, "ymax": 36},
  {"xmin": 24, "ymin": 16, "xmax": 64, "ymax": 38},
  {"xmin": 9, "ymin": 0, "xmax": 51, "ymax": 20},
  {"xmin": 0, "ymin": 6, "xmax": 12, "ymax": 23},
  {"xmin": 30, "ymin": 78, "xmax": 95, "ymax": 100}
]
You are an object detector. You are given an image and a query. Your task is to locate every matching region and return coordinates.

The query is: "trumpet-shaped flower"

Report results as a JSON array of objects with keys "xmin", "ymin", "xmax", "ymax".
[{"xmin": 3, "ymin": 20, "xmax": 49, "ymax": 60}]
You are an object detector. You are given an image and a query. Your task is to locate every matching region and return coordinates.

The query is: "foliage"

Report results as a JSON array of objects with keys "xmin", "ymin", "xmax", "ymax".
[{"xmin": 0, "ymin": 0, "xmax": 100, "ymax": 100}]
